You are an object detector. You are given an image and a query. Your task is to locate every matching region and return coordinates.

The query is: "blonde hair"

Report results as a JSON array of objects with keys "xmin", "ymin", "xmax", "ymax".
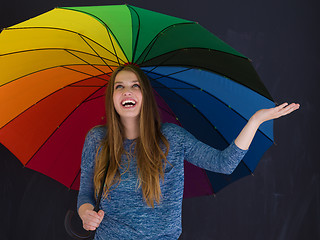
[{"xmin": 93, "ymin": 65, "xmax": 170, "ymax": 208}]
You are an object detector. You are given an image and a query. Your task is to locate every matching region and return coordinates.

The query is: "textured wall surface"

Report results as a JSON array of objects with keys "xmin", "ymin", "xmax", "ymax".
[{"xmin": 0, "ymin": 0, "xmax": 319, "ymax": 239}]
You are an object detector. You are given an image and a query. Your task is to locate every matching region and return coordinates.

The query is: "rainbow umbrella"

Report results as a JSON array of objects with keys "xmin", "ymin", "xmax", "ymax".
[{"xmin": 0, "ymin": 5, "xmax": 274, "ymax": 197}]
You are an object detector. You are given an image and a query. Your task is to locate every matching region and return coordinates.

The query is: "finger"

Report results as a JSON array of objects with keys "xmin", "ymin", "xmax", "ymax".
[
  {"xmin": 87, "ymin": 210, "xmax": 100, "ymax": 217},
  {"xmin": 86, "ymin": 210, "xmax": 104, "ymax": 221},
  {"xmin": 282, "ymin": 103, "xmax": 299, "ymax": 112},
  {"xmin": 83, "ymin": 219, "xmax": 101, "ymax": 229},
  {"xmin": 82, "ymin": 214, "xmax": 103, "ymax": 227},
  {"xmin": 276, "ymin": 102, "xmax": 289, "ymax": 110},
  {"xmin": 278, "ymin": 103, "xmax": 299, "ymax": 116},
  {"xmin": 83, "ymin": 223, "xmax": 97, "ymax": 231},
  {"xmin": 94, "ymin": 210, "xmax": 104, "ymax": 222},
  {"xmin": 85, "ymin": 215, "xmax": 102, "ymax": 225},
  {"xmin": 83, "ymin": 224, "xmax": 92, "ymax": 231}
]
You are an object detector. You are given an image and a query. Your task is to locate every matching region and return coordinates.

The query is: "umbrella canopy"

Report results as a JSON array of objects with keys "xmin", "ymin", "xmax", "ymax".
[{"xmin": 0, "ymin": 5, "xmax": 275, "ymax": 197}]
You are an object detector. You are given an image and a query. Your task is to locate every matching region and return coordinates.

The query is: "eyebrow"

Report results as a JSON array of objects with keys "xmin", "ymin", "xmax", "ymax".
[{"xmin": 114, "ymin": 80, "xmax": 139, "ymax": 84}]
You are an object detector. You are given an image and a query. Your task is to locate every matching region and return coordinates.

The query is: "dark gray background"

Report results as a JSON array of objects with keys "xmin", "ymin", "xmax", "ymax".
[{"xmin": 0, "ymin": 0, "xmax": 319, "ymax": 239}]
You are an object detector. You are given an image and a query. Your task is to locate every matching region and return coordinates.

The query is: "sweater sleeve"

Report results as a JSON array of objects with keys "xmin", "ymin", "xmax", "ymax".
[
  {"xmin": 169, "ymin": 123, "xmax": 248, "ymax": 175},
  {"xmin": 77, "ymin": 126, "xmax": 105, "ymax": 211}
]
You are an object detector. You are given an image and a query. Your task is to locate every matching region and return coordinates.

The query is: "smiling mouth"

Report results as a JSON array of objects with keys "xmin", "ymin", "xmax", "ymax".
[{"xmin": 121, "ymin": 100, "xmax": 136, "ymax": 108}]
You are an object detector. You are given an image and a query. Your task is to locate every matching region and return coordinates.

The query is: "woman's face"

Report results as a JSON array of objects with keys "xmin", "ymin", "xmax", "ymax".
[{"xmin": 113, "ymin": 70, "xmax": 143, "ymax": 122}]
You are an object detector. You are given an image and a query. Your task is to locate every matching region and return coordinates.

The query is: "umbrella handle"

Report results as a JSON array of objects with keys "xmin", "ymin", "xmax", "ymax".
[{"xmin": 64, "ymin": 209, "xmax": 93, "ymax": 240}]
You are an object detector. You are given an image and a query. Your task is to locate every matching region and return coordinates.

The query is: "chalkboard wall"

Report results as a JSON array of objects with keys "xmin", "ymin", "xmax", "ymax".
[{"xmin": 0, "ymin": 0, "xmax": 318, "ymax": 239}]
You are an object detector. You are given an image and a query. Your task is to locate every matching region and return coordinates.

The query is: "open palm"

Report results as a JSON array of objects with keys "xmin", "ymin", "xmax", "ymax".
[{"xmin": 253, "ymin": 102, "xmax": 300, "ymax": 124}]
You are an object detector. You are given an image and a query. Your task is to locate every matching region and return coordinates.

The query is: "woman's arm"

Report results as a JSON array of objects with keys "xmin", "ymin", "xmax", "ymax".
[
  {"xmin": 166, "ymin": 123, "xmax": 247, "ymax": 175},
  {"xmin": 77, "ymin": 126, "xmax": 107, "ymax": 231},
  {"xmin": 234, "ymin": 102, "xmax": 300, "ymax": 150},
  {"xmin": 174, "ymin": 102, "xmax": 299, "ymax": 174}
]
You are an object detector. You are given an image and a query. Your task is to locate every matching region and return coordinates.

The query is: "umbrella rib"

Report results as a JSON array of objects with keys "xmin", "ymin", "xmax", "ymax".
[
  {"xmin": 148, "ymin": 75, "xmax": 229, "ymax": 146},
  {"xmin": 0, "ymin": 75, "xmax": 107, "ymax": 130},
  {"xmin": 145, "ymin": 68, "xmax": 273, "ymax": 143},
  {"xmin": 0, "ymin": 48, "xmax": 119, "ymax": 88},
  {"xmin": 23, "ymin": 85, "xmax": 107, "ymax": 167},
  {"xmin": 136, "ymin": 21, "xmax": 249, "ymax": 64},
  {"xmin": 104, "ymin": 23, "xmax": 122, "ymax": 66},
  {"xmin": 157, "ymin": 105, "xmax": 180, "ymax": 122},
  {"xmin": 64, "ymin": 49, "xmax": 108, "ymax": 75},
  {"xmin": 97, "ymin": 23, "xmax": 129, "ymax": 64},
  {"xmin": 153, "ymin": 89, "xmax": 181, "ymax": 124},
  {"xmin": 81, "ymin": 94, "xmax": 105, "ymax": 103},
  {"xmin": 56, "ymin": 8, "xmax": 126, "ymax": 64},
  {"xmin": 145, "ymin": 66, "xmax": 193, "ymax": 80},
  {"xmin": 77, "ymin": 34, "xmax": 114, "ymax": 72},
  {"xmin": 0, "ymin": 47, "xmax": 121, "ymax": 61},
  {"xmin": 143, "ymin": 50, "xmax": 184, "ymax": 73},
  {"xmin": 70, "ymin": 168, "xmax": 81, "ymax": 190},
  {"xmin": 240, "ymin": 161, "xmax": 255, "ymax": 176},
  {"xmin": 3, "ymin": 26, "xmax": 126, "ymax": 62},
  {"xmin": 61, "ymin": 66, "xmax": 111, "ymax": 81},
  {"xmin": 127, "ymin": 5, "xmax": 141, "ymax": 63},
  {"xmin": 0, "ymin": 63, "xmax": 112, "ymax": 89},
  {"xmin": 136, "ymin": 22, "xmax": 197, "ymax": 64},
  {"xmin": 141, "ymin": 47, "xmax": 250, "ymax": 66},
  {"xmin": 135, "ymin": 19, "xmax": 249, "ymax": 64},
  {"xmin": 69, "ymin": 85, "xmax": 105, "ymax": 88}
]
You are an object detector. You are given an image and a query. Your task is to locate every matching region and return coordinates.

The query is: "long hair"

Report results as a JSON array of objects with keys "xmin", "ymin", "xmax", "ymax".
[{"xmin": 93, "ymin": 64, "xmax": 170, "ymax": 208}]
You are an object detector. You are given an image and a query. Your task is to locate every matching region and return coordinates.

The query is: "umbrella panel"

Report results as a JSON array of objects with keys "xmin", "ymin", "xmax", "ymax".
[
  {"xmin": 28, "ymin": 88, "xmax": 106, "ymax": 190},
  {"xmin": 0, "ymin": 86, "xmax": 102, "ymax": 164},
  {"xmin": 153, "ymin": 90, "xmax": 214, "ymax": 197}
]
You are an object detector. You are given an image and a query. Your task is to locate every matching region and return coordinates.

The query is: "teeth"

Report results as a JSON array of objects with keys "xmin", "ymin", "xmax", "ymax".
[{"xmin": 122, "ymin": 100, "xmax": 136, "ymax": 106}]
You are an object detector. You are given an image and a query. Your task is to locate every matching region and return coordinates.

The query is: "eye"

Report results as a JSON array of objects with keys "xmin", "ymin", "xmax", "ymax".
[
  {"xmin": 115, "ymin": 84, "xmax": 123, "ymax": 89},
  {"xmin": 132, "ymin": 84, "xmax": 140, "ymax": 88}
]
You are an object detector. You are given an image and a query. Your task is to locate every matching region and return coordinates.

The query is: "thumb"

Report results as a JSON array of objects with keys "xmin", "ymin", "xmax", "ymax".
[{"xmin": 97, "ymin": 210, "xmax": 104, "ymax": 219}]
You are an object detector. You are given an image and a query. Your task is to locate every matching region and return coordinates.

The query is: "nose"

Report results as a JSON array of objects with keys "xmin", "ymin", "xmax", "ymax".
[{"xmin": 122, "ymin": 88, "xmax": 132, "ymax": 96}]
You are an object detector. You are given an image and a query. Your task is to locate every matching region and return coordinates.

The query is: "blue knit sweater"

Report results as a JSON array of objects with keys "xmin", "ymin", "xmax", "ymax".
[{"xmin": 77, "ymin": 123, "xmax": 248, "ymax": 239}]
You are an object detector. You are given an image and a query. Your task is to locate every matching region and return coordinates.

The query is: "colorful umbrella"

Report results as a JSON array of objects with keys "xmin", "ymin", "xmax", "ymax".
[{"xmin": 0, "ymin": 5, "xmax": 275, "ymax": 197}]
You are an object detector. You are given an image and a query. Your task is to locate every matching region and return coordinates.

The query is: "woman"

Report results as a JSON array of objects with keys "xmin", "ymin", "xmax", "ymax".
[{"xmin": 77, "ymin": 64, "xmax": 299, "ymax": 239}]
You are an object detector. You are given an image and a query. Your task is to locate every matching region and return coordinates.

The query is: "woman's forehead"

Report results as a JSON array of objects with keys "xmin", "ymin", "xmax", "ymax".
[{"xmin": 114, "ymin": 70, "xmax": 139, "ymax": 83}]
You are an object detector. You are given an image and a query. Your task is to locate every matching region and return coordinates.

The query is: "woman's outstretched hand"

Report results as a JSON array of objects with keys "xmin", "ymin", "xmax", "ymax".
[
  {"xmin": 251, "ymin": 102, "xmax": 300, "ymax": 125},
  {"xmin": 234, "ymin": 102, "xmax": 300, "ymax": 150}
]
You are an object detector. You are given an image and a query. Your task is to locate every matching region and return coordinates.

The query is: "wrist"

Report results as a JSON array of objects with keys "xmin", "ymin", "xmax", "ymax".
[{"xmin": 248, "ymin": 115, "xmax": 262, "ymax": 128}]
